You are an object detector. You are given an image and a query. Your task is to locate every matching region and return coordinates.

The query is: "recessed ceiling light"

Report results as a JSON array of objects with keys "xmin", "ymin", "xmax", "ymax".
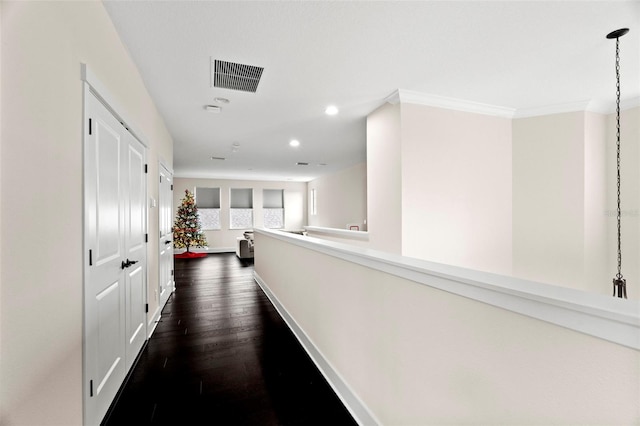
[
  {"xmin": 214, "ymin": 97, "xmax": 230, "ymax": 104},
  {"xmin": 205, "ymin": 105, "xmax": 221, "ymax": 113},
  {"xmin": 325, "ymin": 105, "xmax": 339, "ymax": 116},
  {"xmin": 290, "ymin": 139, "xmax": 300, "ymax": 147}
]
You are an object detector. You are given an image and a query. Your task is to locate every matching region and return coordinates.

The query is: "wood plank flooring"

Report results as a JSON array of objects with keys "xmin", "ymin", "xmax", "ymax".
[{"xmin": 103, "ymin": 253, "xmax": 357, "ymax": 426}]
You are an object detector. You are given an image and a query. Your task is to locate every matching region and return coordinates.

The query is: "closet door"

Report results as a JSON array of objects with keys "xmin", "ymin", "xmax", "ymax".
[
  {"xmin": 84, "ymin": 92, "xmax": 127, "ymax": 426},
  {"xmin": 84, "ymin": 91, "xmax": 147, "ymax": 425}
]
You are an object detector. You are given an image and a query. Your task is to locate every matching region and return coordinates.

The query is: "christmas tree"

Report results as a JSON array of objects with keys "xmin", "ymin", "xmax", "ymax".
[{"xmin": 173, "ymin": 189, "xmax": 208, "ymax": 253}]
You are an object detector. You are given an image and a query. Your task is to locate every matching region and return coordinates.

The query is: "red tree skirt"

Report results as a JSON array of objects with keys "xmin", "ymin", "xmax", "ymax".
[{"xmin": 174, "ymin": 251, "xmax": 207, "ymax": 259}]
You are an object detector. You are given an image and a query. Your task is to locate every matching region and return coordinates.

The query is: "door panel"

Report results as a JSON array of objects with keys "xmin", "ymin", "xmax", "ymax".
[
  {"xmin": 85, "ymin": 93, "xmax": 127, "ymax": 425},
  {"xmin": 126, "ymin": 266, "xmax": 145, "ymax": 344},
  {"xmin": 95, "ymin": 280, "xmax": 122, "ymax": 396},
  {"xmin": 95, "ymin": 119, "xmax": 122, "ymax": 265},
  {"xmin": 124, "ymin": 134, "xmax": 147, "ymax": 369}
]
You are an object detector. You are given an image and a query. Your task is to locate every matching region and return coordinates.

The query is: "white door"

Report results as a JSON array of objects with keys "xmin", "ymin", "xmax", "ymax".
[
  {"xmin": 84, "ymin": 91, "xmax": 147, "ymax": 425},
  {"xmin": 159, "ymin": 165, "xmax": 174, "ymax": 307},
  {"xmin": 124, "ymin": 133, "xmax": 147, "ymax": 370}
]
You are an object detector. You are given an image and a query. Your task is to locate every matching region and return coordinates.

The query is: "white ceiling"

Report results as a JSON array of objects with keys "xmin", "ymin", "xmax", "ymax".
[{"xmin": 103, "ymin": 1, "xmax": 640, "ymax": 182}]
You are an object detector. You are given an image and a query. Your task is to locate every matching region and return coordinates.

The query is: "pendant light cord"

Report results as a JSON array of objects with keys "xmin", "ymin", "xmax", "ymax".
[
  {"xmin": 607, "ymin": 28, "xmax": 629, "ymax": 299},
  {"xmin": 615, "ymin": 36, "xmax": 623, "ymax": 282}
]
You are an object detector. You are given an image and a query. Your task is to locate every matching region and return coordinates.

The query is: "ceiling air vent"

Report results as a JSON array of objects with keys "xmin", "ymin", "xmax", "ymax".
[
  {"xmin": 212, "ymin": 59, "xmax": 264, "ymax": 93},
  {"xmin": 296, "ymin": 162, "xmax": 309, "ymax": 166}
]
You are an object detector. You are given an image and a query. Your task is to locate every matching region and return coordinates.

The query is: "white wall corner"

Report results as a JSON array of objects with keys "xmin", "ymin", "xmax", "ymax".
[{"xmin": 384, "ymin": 90, "xmax": 401, "ymax": 105}]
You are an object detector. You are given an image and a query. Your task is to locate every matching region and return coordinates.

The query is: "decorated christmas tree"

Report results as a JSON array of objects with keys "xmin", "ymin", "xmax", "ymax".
[{"xmin": 173, "ymin": 189, "xmax": 208, "ymax": 255}]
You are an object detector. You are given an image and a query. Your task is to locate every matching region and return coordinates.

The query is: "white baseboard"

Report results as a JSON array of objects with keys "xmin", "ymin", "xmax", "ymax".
[
  {"xmin": 147, "ymin": 312, "xmax": 161, "ymax": 339},
  {"xmin": 254, "ymin": 272, "xmax": 379, "ymax": 426}
]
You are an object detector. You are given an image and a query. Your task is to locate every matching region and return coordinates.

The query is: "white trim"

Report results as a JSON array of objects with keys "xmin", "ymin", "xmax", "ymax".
[
  {"xmin": 254, "ymin": 272, "xmax": 380, "ymax": 426},
  {"xmin": 514, "ymin": 99, "xmax": 640, "ymax": 118},
  {"xmin": 385, "ymin": 89, "xmax": 640, "ymax": 119},
  {"xmin": 513, "ymin": 100, "xmax": 593, "ymax": 118},
  {"xmin": 81, "ymin": 63, "xmax": 149, "ymax": 148},
  {"xmin": 256, "ymin": 229, "xmax": 640, "ymax": 350},
  {"xmin": 385, "ymin": 89, "xmax": 516, "ymax": 118},
  {"xmin": 304, "ymin": 226, "xmax": 369, "ymax": 241},
  {"xmin": 147, "ymin": 310, "xmax": 161, "ymax": 338}
]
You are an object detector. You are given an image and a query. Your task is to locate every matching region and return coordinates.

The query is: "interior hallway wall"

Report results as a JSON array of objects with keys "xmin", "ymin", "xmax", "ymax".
[
  {"xmin": 401, "ymin": 104, "xmax": 513, "ymax": 275},
  {"xmin": 0, "ymin": 2, "xmax": 174, "ymax": 424},
  {"xmin": 0, "ymin": 4, "xmax": 3, "ymax": 420},
  {"xmin": 307, "ymin": 162, "xmax": 367, "ymax": 231},
  {"xmin": 512, "ymin": 109, "xmax": 639, "ymax": 300},
  {"xmin": 512, "ymin": 112, "xmax": 588, "ymax": 290},
  {"xmin": 584, "ymin": 111, "xmax": 609, "ymax": 294},
  {"xmin": 366, "ymin": 102, "xmax": 402, "ymax": 254}
]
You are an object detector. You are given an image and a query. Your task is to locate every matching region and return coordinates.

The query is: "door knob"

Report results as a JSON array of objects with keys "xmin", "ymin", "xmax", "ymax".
[{"xmin": 121, "ymin": 259, "xmax": 139, "ymax": 269}]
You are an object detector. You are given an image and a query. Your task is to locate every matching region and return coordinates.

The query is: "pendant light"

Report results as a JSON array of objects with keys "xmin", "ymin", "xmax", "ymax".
[{"xmin": 606, "ymin": 28, "xmax": 629, "ymax": 298}]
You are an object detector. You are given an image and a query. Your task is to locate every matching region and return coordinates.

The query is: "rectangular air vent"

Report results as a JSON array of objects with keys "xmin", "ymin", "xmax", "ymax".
[
  {"xmin": 296, "ymin": 162, "xmax": 309, "ymax": 166},
  {"xmin": 212, "ymin": 59, "xmax": 264, "ymax": 93}
]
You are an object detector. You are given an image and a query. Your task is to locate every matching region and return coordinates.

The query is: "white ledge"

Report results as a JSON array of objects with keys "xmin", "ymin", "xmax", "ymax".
[
  {"xmin": 304, "ymin": 226, "xmax": 369, "ymax": 241},
  {"xmin": 256, "ymin": 228, "xmax": 640, "ymax": 351}
]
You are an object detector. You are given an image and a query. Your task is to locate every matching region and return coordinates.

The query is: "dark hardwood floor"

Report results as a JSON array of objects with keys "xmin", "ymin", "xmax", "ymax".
[{"xmin": 103, "ymin": 253, "xmax": 357, "ymax": 426}]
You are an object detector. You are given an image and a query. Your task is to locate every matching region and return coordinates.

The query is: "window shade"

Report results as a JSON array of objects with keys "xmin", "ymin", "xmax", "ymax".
[
  {"xmin": 263, "ymin": 189, "xmax": 284, "ymax": 208},
  {"xmin": 195, "ymin": 187, "xmax": 220, "ymax": 208},
  {"xmin": 230, "ymin": 188, "xmax": 253, "ymax": 208}
]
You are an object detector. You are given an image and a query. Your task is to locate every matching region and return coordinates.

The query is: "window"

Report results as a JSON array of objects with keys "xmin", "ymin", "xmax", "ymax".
[
  {"xmin": 230, "ymin": 188, "xmax": 253, "ymax": 229},
  {"xmin": 195, "ymin": 187, "xmax": 220, "ymax": 230},
  {"xmin": 310, "ymin": 188, "xmax": 317, "ymax": 216},
  {"xmin": 263, "ymin": 189, "xmax": 284, "ymax": 229}
]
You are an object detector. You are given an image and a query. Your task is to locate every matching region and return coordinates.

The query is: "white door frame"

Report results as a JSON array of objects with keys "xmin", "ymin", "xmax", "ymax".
[{"xmin": 158, "ymin": 161, "xmax": 175, "ymax": 308}]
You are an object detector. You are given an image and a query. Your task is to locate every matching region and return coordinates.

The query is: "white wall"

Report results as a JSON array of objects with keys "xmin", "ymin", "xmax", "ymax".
[
  {"xmin": 584, "ymin": 111, "xmax": 609, "ymax": 294},
  {"xmin": 173, "ymin": 178, "xmax": 307, "ymax": 250},
  {"xmin": 511, "ymin": 109, "xmax": 639, "ymax": 299},
  {"xmin": 366, "ymin": 102, "xmax": 402, "ymax": 253},
  {"xmin": 513, "ymin": 112, "xmax": 587, "ymax": 289},
  {"xmin": 401, "ymin": 104, "xmax": 513, "ymax": 275},
  {"xmin": 0, "ymin": 2, "xmax": 3, "ymax": 418},
  {"xmin": 307, "ymin": 162, "xmax": 367, "ymax": 230},
  {"xmin": 0, "ymin": 2, "xmax": 173, "ymax": 424},
  {"xmin": 255, "ymin": 231, "xmax": 640, "ymax": 425}
]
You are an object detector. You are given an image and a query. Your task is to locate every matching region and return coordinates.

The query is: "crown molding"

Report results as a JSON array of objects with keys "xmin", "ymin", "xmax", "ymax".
[
  {"xmin": 385, "ymin": 89, "xmax": 515, "ymax": 118},
  {"xmin": 513, "ymin": 100, "xmax": 593, "ymax": 118},
  {"xmin": 515, "ymin": 97, "xmax": 640, "ymax": 118},
  {"xmin": 385, "ymin": 89, "xmax": 640, "ymax": 119}
]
